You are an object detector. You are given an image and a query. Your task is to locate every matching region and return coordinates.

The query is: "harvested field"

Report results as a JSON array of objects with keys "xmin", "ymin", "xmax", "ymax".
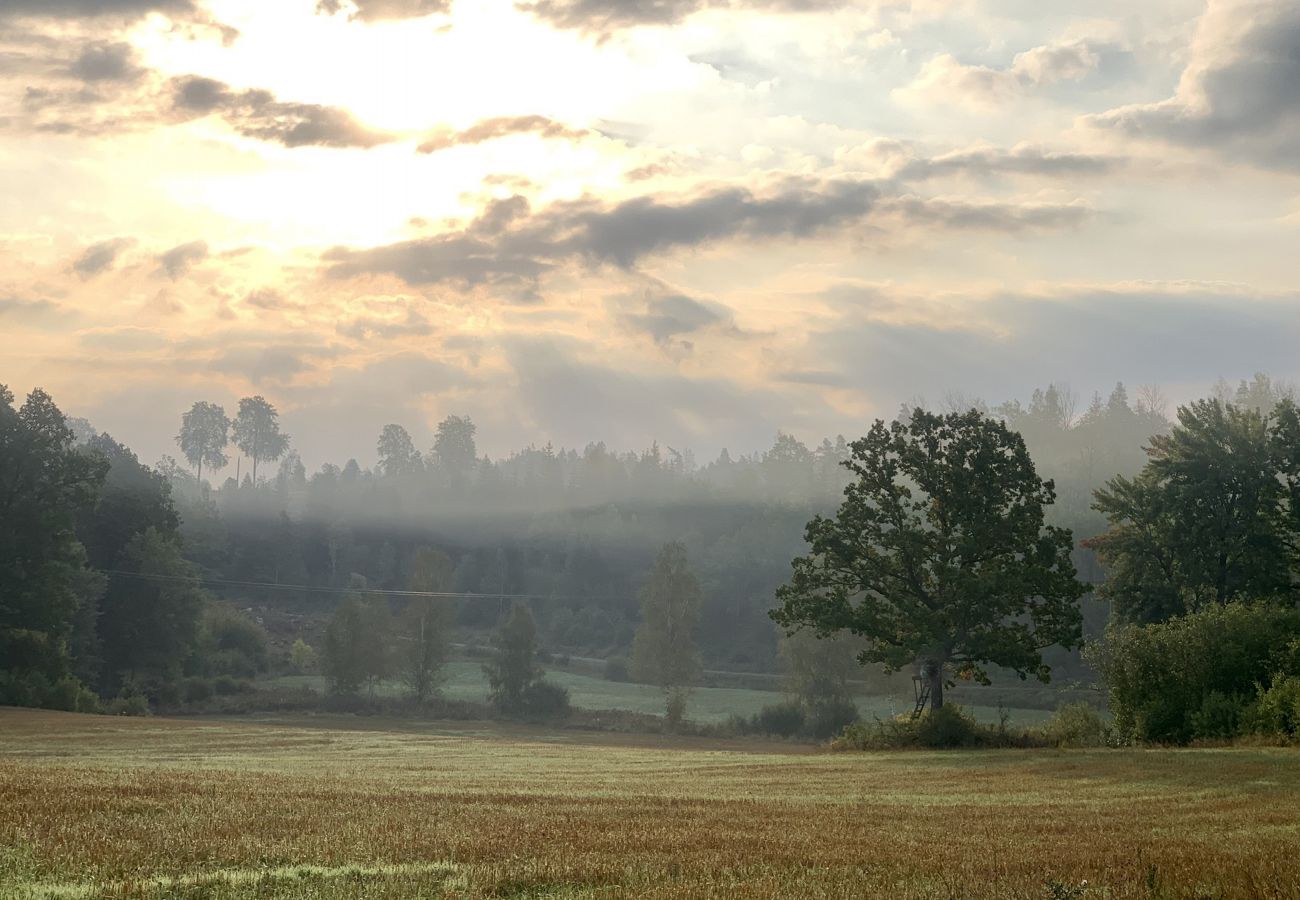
[{"xmin": 1, "ymin": 708, "xmax": 1298, "ymax": 898}]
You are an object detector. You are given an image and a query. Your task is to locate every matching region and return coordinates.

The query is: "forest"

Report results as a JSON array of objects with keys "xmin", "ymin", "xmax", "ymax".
[{"xmin": 3, "ymin": 374, "xmax": 1300, "ymax": 745}]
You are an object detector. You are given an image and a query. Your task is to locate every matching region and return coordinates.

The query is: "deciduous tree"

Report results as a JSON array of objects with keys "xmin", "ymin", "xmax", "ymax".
[{"xmin": 771, "ymin": 408, "xmax": 1086, "ymax": 710}]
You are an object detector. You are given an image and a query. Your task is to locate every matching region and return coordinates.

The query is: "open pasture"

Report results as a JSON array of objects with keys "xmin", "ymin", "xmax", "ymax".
[{"xmin": 1, "ymin": 708, "xmax": 1298, "ymax": 899}]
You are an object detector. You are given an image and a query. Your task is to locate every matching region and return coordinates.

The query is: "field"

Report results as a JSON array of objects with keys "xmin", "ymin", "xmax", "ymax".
[
  {"xmin": 3, "ymin": 709, "xmax": 1299, "ymax": 898},
  {"xmin": 263, "ymin": 662, "xmax": 1054, "ymax": 726}
]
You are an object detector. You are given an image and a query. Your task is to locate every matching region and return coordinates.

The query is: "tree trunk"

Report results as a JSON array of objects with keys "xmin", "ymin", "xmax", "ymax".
[{"xmin": 928, "ymin": 660, "xmax": 945, "ymax": 711}]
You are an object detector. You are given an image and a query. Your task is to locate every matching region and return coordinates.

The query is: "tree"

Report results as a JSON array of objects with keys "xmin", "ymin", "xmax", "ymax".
[
  {"xmin": 631, "ymin": 542, "xmax": 702, "ymax": 726},
  {"xmin": 770, "ymin": 408, "xmax": 1086, "ymax": 711},
  {"xmin": 780, "ymin": 628, "xmax": 860, "ymax": 710},
  {"xmin": 484, "ymin": 602, "xmax": 542, "ymax": 713},
  {"xmin": 377, "ymin": 424, "xmax": 422, "ymax": 478},
  {"xmin": 176, "ymin": 401, "xmax": 230, "ymax": 486},
  {"xmin": 322, "ymin": 593, "xmax": 390, "ymax": 697},
  {"xmin": 399, "ymin": 548, "xmax": 453, "ymax": 701},
  {"xmin": 97, "ymin": 527, "xmax": 205, "ymax": 695},
  {"xmin": 1087, "ymin": 399, "xmax": 1299, "ymax": 624},
  {"xmin": 0, "ymin": 386, "xmax": 107, "ymax": 692},
  {"xmin": 432, "ymin": 415, "xmax": 476, "ymax": 487},
  {"xmin": 232, "ymin": 396, "xmax": 289, "ymax": 484}
]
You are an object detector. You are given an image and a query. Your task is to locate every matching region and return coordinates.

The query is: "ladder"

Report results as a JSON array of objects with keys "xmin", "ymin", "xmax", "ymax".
[{"xmin": 911, "ymin": 675, "xmax": 931, "ymax": 720}]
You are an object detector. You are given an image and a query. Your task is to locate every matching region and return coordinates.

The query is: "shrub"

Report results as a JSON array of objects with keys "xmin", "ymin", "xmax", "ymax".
[
  {"xmin": 44, "ymin": 676, "xmax": 84, "ymax": 712},
  {"xmin": 1242, "ymin": 676, "xmax": 1300, "ymax": 738},
  {"xmin": 1041, "ymin": 703, "xmax": 1109, "ymax": 747},
  {"xmin": 106, "ymin": 692, "xmax": 150, "ymax": 717},
  {"xmin": 182, "ymin": 677, "xmax": 215, "ymax": 704},
  {"xmin": 756, "ymin": 701, "xmax": 806, "ymax": 737},
  {"xmin": 603, "ymin": 656, "xmax": 630, "ymax": 682},
  {"xmin": 520, "ymin": 679, "xmax": 571, "ymax": 720},
  {"xmin": 289, "ymin": 639, "xmax": 317, "ymax": 674},
  {"xmin": 1090, "ymin": 602, "xmax": 1300, "ymax": 744},
  {"xmin": 213, "ymin": 675, "xmax": 251, "ymax": 696},
  {"xmin": 831, "ymin": 705, "xmax": 1046, "ymax": 750},
  {"xmin": 913, "ymin": 704, "xmax": 981, "ymax": 748},
  {"xmin": 665, "ymin": 689, "xmax": 689, "ymax": 730},
  {"xmin": 1190, "ymin": 691, "xmax": 1248, "ymax": 740},
  {"xmin": 806, "ymin": 698, "xmax": 860, "ymax": 740}
]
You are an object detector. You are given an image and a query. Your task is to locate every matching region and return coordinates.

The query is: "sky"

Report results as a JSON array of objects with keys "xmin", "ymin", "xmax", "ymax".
[{"xmin": 1, "ymin": 0, "xmax": 1298, "ymax": 471}]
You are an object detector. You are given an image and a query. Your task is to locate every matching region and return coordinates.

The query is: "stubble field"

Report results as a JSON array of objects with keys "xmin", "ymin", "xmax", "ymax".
[{"xmin": 1, "ymin": 708, "xmax": 1298, "ymax": 899}]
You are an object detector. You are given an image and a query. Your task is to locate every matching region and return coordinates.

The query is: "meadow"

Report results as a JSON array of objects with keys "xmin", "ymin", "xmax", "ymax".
[
  {"xmin": 263, "ymin": 661, "xmax": 1055, "ymax": 726},
  {"xmin": 2, "ymin": 708, "xmax": 1298, "ymax": 899}
]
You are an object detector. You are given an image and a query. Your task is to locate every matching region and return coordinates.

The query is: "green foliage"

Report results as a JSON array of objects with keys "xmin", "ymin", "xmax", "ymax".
[
  {"xmin": 1040, "ymin": 703, "xmax": 1109, "ymax": 747},
  {"xmin": 290, "ymin": 638, "xmax": 317, "ymax": 673},
  {"xmin": 1190, "ymin": 691, "xmax": 1247, "ymax": 740},
  {"xmin": 519, "ymin": 679, "xmax": 572, "ymax": 721},
  {"xmin": 603, "ymin": 656, "xmax": 630, "ymax": 682},
  {"xmin": 805, "ymin": 696, "xmax": 860, "ymax": 740},
  {"xmin": 631, "ymin": 542, "xmax": 703, "ymax": 722},
  {"xmin": 485, "ymin": 603, "xmax": 544, "ymax": 714},
  {"xmin": 0, "ymin": 386, "xmax": 108, "ymax": 690},
  {"xmin": 400, "ymin": 548, "xmax": 454, "ymax": 701},
  {"xmin": 1088, "ymin": 398, "xmax": 1300, "ymax": 624},
  {"xmin": 755, "ymin": 700, "xmax": 806, "ymax": 737},
  {"xmin": 176, "ymin": 401, "xmax": 230, "ymax": 485},
  {"xmin": 1091, "ymin": 602, "xmax": 1300, "ymax": 743},
  {"xmin": 196, "ymin": 605, "xmax": 269, "ymax": 678},
  {"xmin": 106, "ymin": 690, "xmax": 150, "ymax": 716},
  {"xmin": 322, "ymin": 594, "xmax": 390, "ymax": 697},
  {"xmin": 1242, "ymin": 677, "xmax": 1300, "ymax": 739},
  {"xmin": 779, "ymin": 628, "xmax": 860, "ymax": 710},
  {"xmin": 232, "ymin": 395, "xmax": 290, "ymax": 483},
  {"xmin": 772, "ymin": 408, "xmax": 1086, "ymax": 709}
]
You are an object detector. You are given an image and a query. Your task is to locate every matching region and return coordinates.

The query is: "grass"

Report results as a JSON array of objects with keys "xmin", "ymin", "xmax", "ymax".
[
  {"xmin": 3, "ymin": 708, "xmax": 1299, "ymax": 898},
  {"xmin": 263, "ymin": 661, "xmax": 1054, "ymax": 726}
]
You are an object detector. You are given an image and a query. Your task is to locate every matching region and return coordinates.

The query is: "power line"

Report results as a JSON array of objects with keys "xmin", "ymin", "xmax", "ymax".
[{"xmin": 96, "ymin": 569, "xmax": 617, "ymax": 603}]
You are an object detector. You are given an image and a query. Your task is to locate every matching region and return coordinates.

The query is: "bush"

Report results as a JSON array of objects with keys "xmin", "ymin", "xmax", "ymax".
[
  {"xmin": 1091, "ymin": 602, "xmax": 1300, "ymax": 744},
  {"xmin": 1242, "ymin": 676, "xmax": 1300, "ymax": 738},
  {"xmin": 213, "ymin": 675, "xmax": 250, "ymax": 696},
  {"xmin": 603, "ymin": 656, "xmax": 630, "ymax": 682},
  {"xmin": 806, "ymin": 698, "xmax": 860, "ymax": 740},
  {"xmin": 182, "ymin": 677, "xmax": 215, "ymax": 704},
  {"xmin": 198, "ymin": 605, "xmax": 270, "ymax": 677},
  {"xmin": 831, "ymin": 705, "xmax": 1047, "ymax": 750},
  {"xmin": 755, "ymin": 701, "xmax": 806, "ymax": 737},
  {"xmin": 665, "ymin": 689, "xmax": 689, "ymax": 730},
  {"xmin": 106, "ymin": 692, "xmax": 150, "ymax": 717},
  {"xmin": 519, "ymin": 679, "xmax": 571, "ymax": 720},
  {"xmin": 1041, "ymin": 702, "xmax": 1109, "ymax": 747},
  {"xmin": 1190, "ymin": 691, "xmax": 1248, "ymax": 740},
  {"xmin": 913, "ymin": 704, "xmax": 982, "ymax": 748}
]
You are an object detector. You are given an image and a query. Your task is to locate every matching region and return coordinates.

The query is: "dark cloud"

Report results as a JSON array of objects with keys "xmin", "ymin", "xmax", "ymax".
[
  {"xmin": 157, "ymin": 240, "xmax": 209, "ymax": 279},
  {"xmin": 210, "ymin": 345, "xmax": 331, "ymax": 384},
  {"xmin": 0, "ymin": 0, "xmax": 197, "ymax": 20},
  {"xmin": 69, "ymin": 41, "xmax": 141, "ymax": 82},
  {"xmin": 1088, "ymin": 0, "xmax": 1300, "ymax": 170},
  {"xmin": 516, "ymin": 0, "xmax": 845, "ymax": 34},
  {"xmin": 892, "ymin": 144, "xmax": 1119, "ymax": 181},
  {"xmin": 325, "ymin": 177, "xmax": 1089, "ymax": 290},
  {"xmin": 170, "ymin": 75, "xmax": 394, "ymax": 149},
  {"xmin": 242, "ymin": 288, "xmax": 296, "ymax": 310},
  {"xmin": 418, "ymin": 115, "xmax": 590, "ymax": 154},
  {"xmin": 617, "ymin": 291, "xmax": 729, "ymax": 346},
  {"xmin": 316, "ymin": 0, "xmax": 452, "ymax": 21},
  {"xmin": 71, "ymin": 237, "xmax": 135, "ymax": 277}
]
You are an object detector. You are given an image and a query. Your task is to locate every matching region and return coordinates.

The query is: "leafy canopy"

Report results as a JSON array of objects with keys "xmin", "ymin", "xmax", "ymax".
[{"xmin": 771, "ymin": 408, "xmax": 1086, "ymax": 686}]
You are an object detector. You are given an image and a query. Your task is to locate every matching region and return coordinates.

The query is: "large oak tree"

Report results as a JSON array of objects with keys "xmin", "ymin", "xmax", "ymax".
[{"xmin": 771, "ymin": 408, "xmax": 1086, "ymax": 710}]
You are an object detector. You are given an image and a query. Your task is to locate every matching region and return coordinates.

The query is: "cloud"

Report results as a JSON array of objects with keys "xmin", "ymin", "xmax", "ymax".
[
  {"xmin": 0, "ymin": 0, "xmax": 196, "ymax": 20},
  {"xmin": 613, "ymin": 290, "xmax": 732, "ymax": 347},
  {"xmin": 1086, "ymin": 0, "xmax": 1300, "ymax": 171},
  {"xmin": 69, "ymin": 41, "xmax": 142, "ymax": 82},
  {"xmin": 880, "ymin": 142, "xmax": 1119, "ymax": 181},
  {"xmin": 324, "ymin": 176, "xmax": 1090, "ymax": 290},
  {"xmin": 516, "ymin": 0, "xmax": 850, "ymax": 35},
  {"xmin": 897, "ymin": 39, "xmax": 1101, "ymax": 109},
  {"xmin": 798, "ymin": 283, "xmax": 1300, "ymax": 405},
  {"xmin": 0, "ymin": 296, "xmax": 69, "ymax": 327},
  {"xmin": 71, "ymin": 237, "xmax": 135, "ymax": 277},
  {"xmin": 157, "ymin": 240, "xmax": 209, "ymax": 279},
  {"xmin": 337, "ymin": 307, "xmax": 435, "ymax": 339},
  {"xmin": 316, "ymin": 0, "xmax": 452, "ymax": 21},
  {"xmin": 170, "ymin": 75, "xmax": 394, "ymax": 148},
  {"xmin": 243, "ymin": 288, "xmax": 295, "ymax": 310},
  {"xmin": 418, "ymin": 115, "xmax": 590, "ymax": 153}
]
